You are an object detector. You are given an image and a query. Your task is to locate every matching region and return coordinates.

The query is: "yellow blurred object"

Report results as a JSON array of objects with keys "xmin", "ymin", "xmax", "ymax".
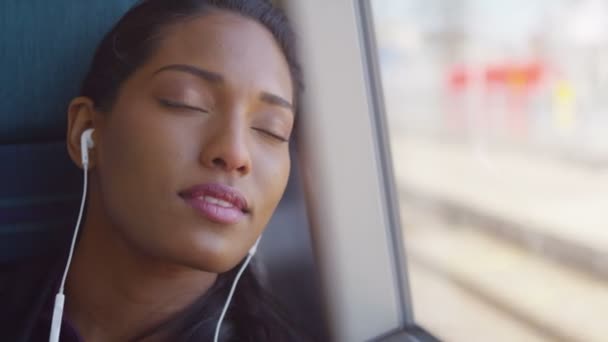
[{"xmin": 552, "ymin": 80, "xmax": 576, "ymax": 133}]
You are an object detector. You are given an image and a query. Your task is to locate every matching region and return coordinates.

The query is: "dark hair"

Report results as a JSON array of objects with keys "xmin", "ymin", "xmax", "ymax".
[
  {"xmin": 80, "ymin": 0, "xmax": 305, "ymax": 341},
  {"xmin": 131, "ymin": 259, "xmax": 303, "ymax": 341}
]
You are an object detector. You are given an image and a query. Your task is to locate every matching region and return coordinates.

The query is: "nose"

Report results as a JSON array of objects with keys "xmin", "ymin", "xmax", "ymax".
[{"xmin": 199, "ymin": 117, "xmax": 252, "ymax": 177}]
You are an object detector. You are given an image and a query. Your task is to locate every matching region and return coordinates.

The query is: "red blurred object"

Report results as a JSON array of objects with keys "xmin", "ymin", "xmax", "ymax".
[
  {"xmin": 485, "ymin": 65, "xmax": 507, "ymax": 85},
  {"xmin": 483, "ymin": 61, "xmax": 545, "ymax": 88},
  {"xmin": 522, "ymin": 62, "xmax": 543, "ymax": 86},
  {"xmin": 448, "ymin": 65, "xmax": 470, "ymax": 92}
]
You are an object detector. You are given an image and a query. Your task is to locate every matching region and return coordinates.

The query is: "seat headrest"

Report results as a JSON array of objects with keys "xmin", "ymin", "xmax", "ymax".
[
  {"xmin": 0, "ymin": 0, "xmax": 138, "ymax": 144},
  {"xmin": 0, "ymin": 0, "xmax": 137, "ymax": 261}
]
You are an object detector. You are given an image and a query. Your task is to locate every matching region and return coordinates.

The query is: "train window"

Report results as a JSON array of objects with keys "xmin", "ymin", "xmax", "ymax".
[
  {"xmin": 368, "ymin": 0, "xmax": 608, "ymax": 341},
  {"xmin": 282, "ymin": 0, "xmax": 418, "ymax": 341}
]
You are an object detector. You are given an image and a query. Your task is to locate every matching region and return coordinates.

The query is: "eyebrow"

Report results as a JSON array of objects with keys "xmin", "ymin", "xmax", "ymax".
[
  {"xmin": 153, "ymin": 63, "xmax": 293, "ymax": 112},
  {"xmin": 153, "ymin": 64, "xmax": 224, "ymax": 83},
  {"xmin": 260, "ymin": 92, "xmax": 293, "ymax": 111}
]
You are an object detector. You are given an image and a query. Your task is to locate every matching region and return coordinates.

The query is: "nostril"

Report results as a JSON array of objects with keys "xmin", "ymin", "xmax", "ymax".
[
  {"xmin": 209, "ymin": 157, "xmax": 249, "ymax": 174},
  {"xmin": 212, "ymin": 158, "xmax": 226, "ymax": 168}
]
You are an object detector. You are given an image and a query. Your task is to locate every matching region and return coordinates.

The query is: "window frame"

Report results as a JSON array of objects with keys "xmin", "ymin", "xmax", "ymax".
[{"xmin": 281, "ymin": 0, "xmax": 432, "ymax": 340}]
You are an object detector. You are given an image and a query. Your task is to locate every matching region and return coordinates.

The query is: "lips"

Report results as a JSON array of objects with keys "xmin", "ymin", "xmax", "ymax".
[{"xmin": 179, "ymin": 183, "xmax": 249, "ymax": 225}]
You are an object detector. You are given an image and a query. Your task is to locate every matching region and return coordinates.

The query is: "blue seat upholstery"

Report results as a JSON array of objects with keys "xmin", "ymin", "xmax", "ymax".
[{"xmin": 0, "ymin": 0, "xmax": 138, "ymax": 261}]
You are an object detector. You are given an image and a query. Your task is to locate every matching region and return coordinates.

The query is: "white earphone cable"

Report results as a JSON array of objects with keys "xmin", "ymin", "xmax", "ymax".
[
  {"xmin": 49, "ymin": 165, "xmax": 88, "ymax": 342},
  {"xmin": 49, "ymin": 142, "xmax": 259, "ymax": 342},
  {"xmin": 59, "ymin": 166, "xmax": 88, "ymax": 293},
  {"xmin": 213, "ymin": 251, "xmax": 255, "ymax": 342}
]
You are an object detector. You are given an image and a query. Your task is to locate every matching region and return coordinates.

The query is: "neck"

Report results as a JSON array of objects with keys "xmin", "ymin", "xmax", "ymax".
[{"xmin": 64, "ymin": 188, "xmax": 217, "ymax": 341}]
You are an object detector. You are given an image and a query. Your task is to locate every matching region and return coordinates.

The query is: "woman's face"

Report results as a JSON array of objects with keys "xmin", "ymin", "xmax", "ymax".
[{"xmin": 91, "ymin": 11, "xmax": 294, "ymax": 272}]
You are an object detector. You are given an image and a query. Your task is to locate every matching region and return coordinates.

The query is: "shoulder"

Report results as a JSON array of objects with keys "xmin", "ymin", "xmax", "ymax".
[{"xmin": 0, "ymin": 254, "xmax": 61, "ymax": 341}]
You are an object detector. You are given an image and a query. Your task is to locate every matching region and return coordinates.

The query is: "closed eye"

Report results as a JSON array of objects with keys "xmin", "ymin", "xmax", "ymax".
[
  {"xmin": 252, "ymin": 127, "xmax": 289, "ymax": 143},
  {"xmin": 158, "ymin": 98, "xmax": 208, "ymax": 113}
]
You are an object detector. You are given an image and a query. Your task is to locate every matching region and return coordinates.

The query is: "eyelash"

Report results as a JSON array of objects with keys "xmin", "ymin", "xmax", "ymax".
[
  {"xmin": 252, "ymin": 127, "xmax": 289, "ymax": 143},
  {"xmin": 159, "ymin": 99, "xmax": 288, "ymax": 142},
  {"xmin": 158, "ymin": 98, "xmax": 208, "ymax": 113}
]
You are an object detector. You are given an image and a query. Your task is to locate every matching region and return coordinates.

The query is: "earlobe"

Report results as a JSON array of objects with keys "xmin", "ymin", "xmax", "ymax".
[{"xmin": 66, "ymin": 97, "xmax": 98, "ymax": 170}]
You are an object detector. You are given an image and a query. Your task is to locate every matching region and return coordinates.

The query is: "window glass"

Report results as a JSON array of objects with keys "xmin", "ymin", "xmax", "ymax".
[{"xmin": 371, "ymin": 1, "xmax": 608, "ymax": 341}]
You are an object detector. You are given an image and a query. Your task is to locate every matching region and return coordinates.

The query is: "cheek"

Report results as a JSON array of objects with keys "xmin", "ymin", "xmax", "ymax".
[
  {"xmin": 254, "ymin": 147, "xmax": 291, "ymax": 222},
  {"xmin": 96, "ymin": 105, "xmax": 194, "ymax": 243}
]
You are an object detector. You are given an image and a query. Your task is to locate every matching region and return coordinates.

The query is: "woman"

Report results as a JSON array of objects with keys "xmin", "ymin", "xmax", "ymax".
[{"xmin": 0, "ymin": 0, "xmax": 306, "ymax": 340}]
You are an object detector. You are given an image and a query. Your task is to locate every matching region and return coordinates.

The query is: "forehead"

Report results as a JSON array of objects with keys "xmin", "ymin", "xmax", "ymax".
[{"xmin": 140, "ymin": 11, "xmax": 293, "ymax": 100}]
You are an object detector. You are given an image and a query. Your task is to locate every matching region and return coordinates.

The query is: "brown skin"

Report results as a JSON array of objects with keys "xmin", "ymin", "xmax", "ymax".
[{"xmin": 64, "ymin": 11, "xmax": 294, "ymax": 341}]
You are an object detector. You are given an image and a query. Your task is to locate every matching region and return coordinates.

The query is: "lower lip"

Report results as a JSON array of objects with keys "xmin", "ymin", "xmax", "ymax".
[{"xmin": 182, "ymin": 197, "xmax": 246, "ymax": 225}]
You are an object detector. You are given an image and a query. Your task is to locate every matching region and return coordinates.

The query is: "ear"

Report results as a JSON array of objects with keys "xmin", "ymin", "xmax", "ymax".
[{"xmin": 66, "ymin": 97, "xmax": 98, "ymax": 170}]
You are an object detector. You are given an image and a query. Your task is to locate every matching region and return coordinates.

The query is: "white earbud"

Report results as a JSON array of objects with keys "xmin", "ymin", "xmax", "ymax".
[{"xmin": 80, "ymin": 128, "xmax": 95, "ymax": 168}]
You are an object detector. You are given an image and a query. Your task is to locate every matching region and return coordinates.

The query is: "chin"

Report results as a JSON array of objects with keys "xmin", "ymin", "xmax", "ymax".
[{"xmin": 171, "ymin": 244, "xmax": 245, "ymax": 274}]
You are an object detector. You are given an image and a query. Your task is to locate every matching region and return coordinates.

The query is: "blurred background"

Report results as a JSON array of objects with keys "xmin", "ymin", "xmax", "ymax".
[{"xmin": 370, "ymin": 0, "xmax": 608, "ymax": 341}]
